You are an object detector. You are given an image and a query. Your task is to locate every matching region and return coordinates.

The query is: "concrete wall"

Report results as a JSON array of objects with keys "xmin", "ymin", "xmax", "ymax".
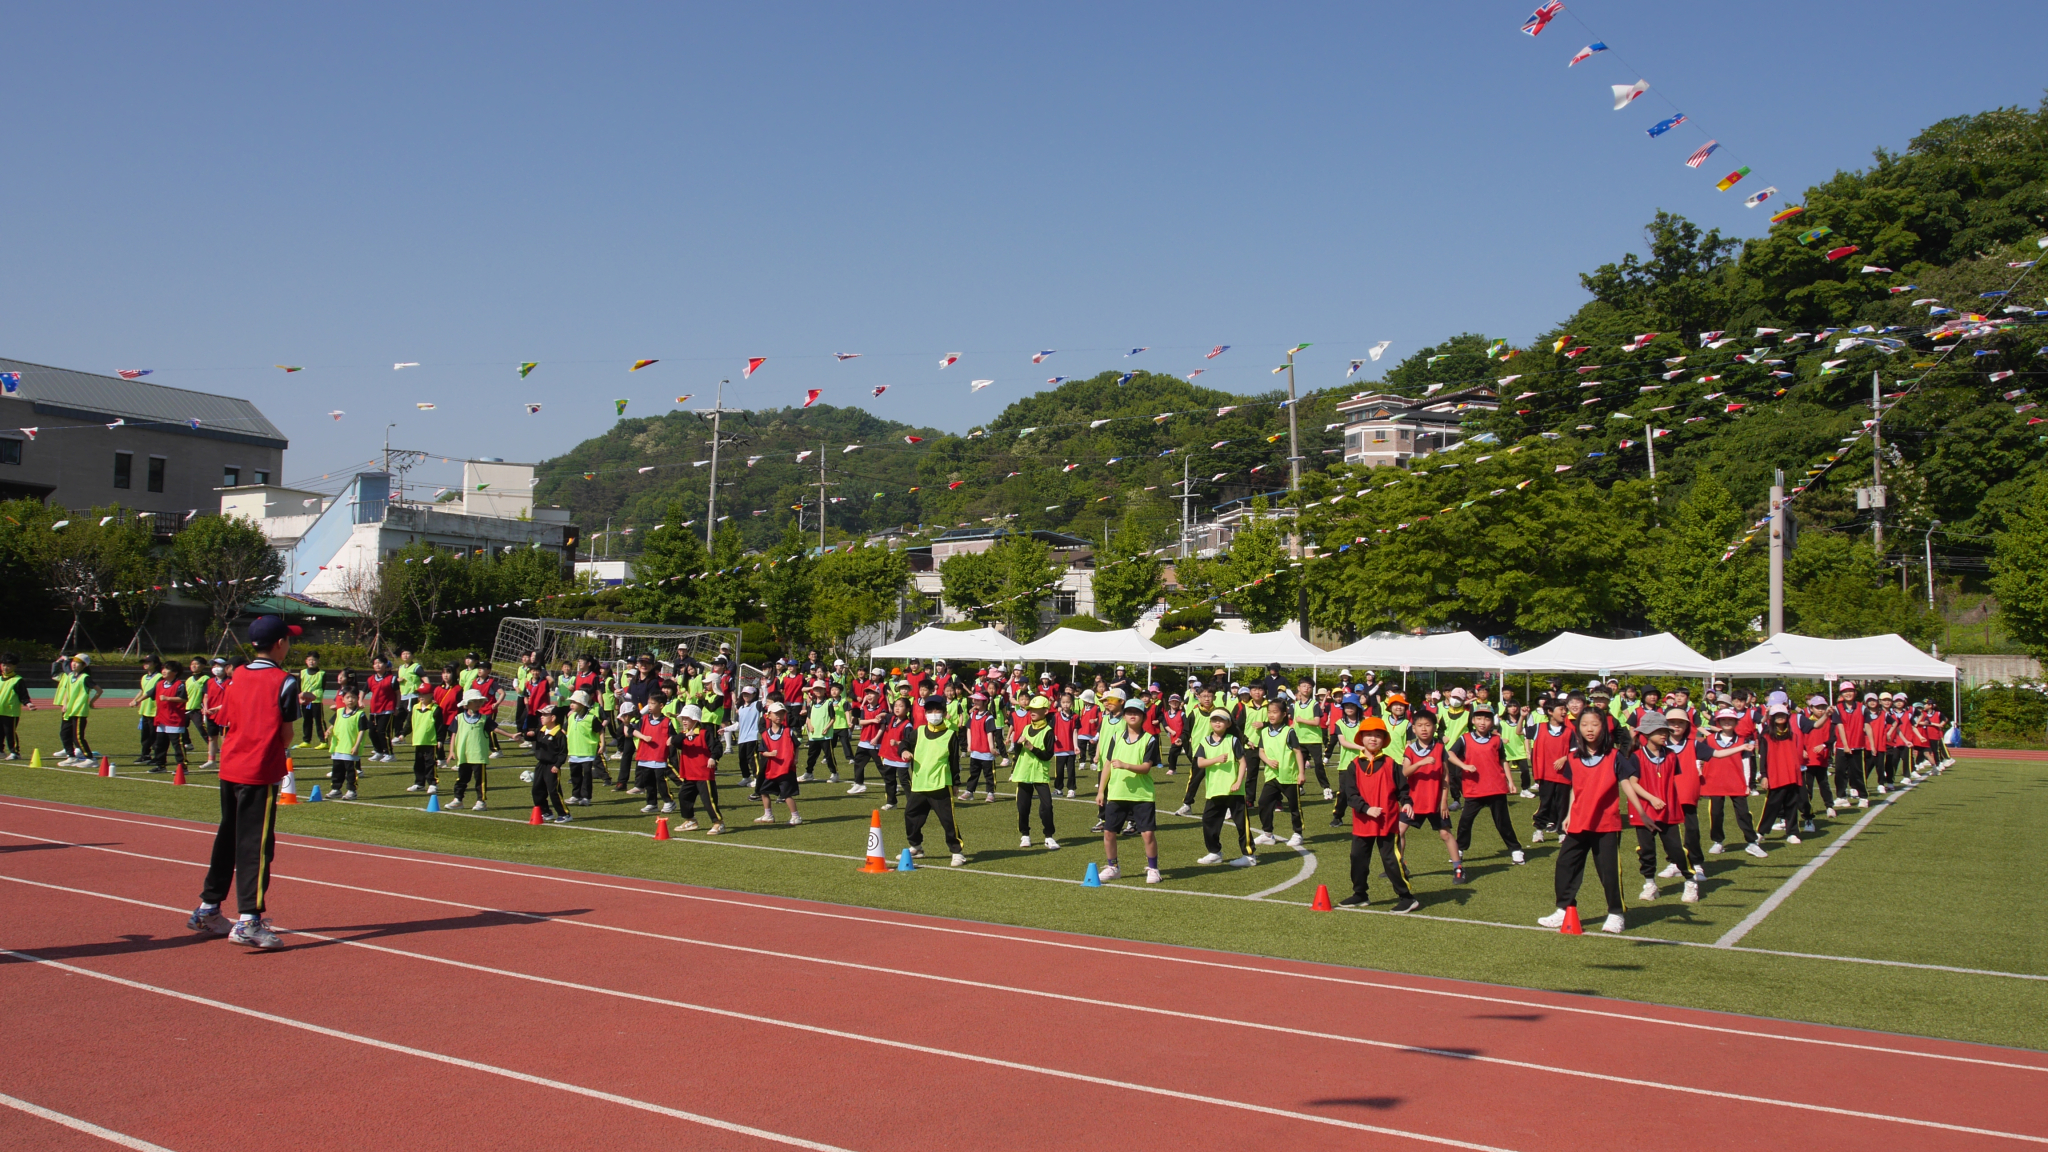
[{"xmin": 1947, "ymin": 653, "xmax": 2044, "ymax": 684}]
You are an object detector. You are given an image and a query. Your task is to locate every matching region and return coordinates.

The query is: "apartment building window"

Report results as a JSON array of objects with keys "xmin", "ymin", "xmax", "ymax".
[
  {"xmin": 114, "ymin": 451, "xmax": 133, "ymax": 490},
  {"xmin": 0, "ymin": 439, "xmax": 19, "ymax": 465},
  {"xmin": 148, "ymin": 456, "xmax": 166, "ymax": 494},
  {"xmin": 1054, "ymin": 590, "xmax": 1078, "ymax": 615},
  {"xmin": 1372, "ymin": 427, "xmax": 1389, "ymax": 444},
  {"xmin": 253, "ymin": 469, "xmax": 270, "ymax": 485},
  {"xmin": 223, "ymin": 466, "xmax": 240, "ymax": 487}
]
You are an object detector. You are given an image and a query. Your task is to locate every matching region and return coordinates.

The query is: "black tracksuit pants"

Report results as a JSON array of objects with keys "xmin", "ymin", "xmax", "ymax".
[
  {"xmin": 1533, "ymin": 781, "xmax": 1571, "ymax": 832},
  {"xmin": 1349, "ymin": 834, "xmax": 1412, "ymax": 901},
  {"xmin": 329, "ymin": 756, "xmax": 358, "ymax": 794},
  {"xmin": 200, "ymin": 781, "xmax": 279, "ymax": 917},
  {"xmin": 1455, "ymin": 794, "xmax": 1522, "ymax": 853},
  {"xmin": 453, "ymin": 762, "xmax": 489, "ymax": 804},
  {"xmin": 1708, "ymin": 795, "xmax": 1756, "ymax": 844},
  {"xmin": 1015, "ymin": 782, "xmax": 1055, "ymax": 838},
  {"xmin": 804, "ymin": 739, "xmax": 838, "ymax": 776},
  {"xmin": 413, "ymin": 745, "xmax": 439, "ymax": 788},
  {"xmin": 1053, "ymin": 753, "xmax": 1077, "ymax": 793},
  {"xmin": 1258, "ymin": 780, "xmax": 1302, "ymax": 837},
  {"xmin": 1634, "ymin": 820, "xmax": 1689, "ymax": 879},
  {"xmin": 368, "ymin": 712, "xmax": 394, "ymax": 757},
  {"xmin": 532, "ymin": 763, "xmax": 568, "ymax": 817},
  {"xmin": 904, "ymin": 789, "xmax": 964, "ymax": 854},
  {"xmin": 1553, "ymin": 829, "xmax": 1623, "ymax": 916},
  {"xmin": 568, "ymin": 759, "xmax": 597, "ymax": 802},
  {"xmin": 1301, "ymin": 744, "xmax": 1329, "ymax": 792},
  {"xmin": 1201, "ymin": 794, "xmax": 1250, "ymax": 857},
  {"xmin": 963, "ymin": 755, "xmax": 997, "ymax": 794},
  {"xmin": 678, "ymin": 778, "xmax": 721, "ymax": 824},
  {"xmin": 1758, "ymin": 784, "xmax": 1804, "ymax": 840}
]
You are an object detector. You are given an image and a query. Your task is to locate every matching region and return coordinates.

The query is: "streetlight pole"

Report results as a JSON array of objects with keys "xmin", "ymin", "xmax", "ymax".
[
  {"xmin": 699, "ymin": 380, "xmax": 745, "ymax": 551},
  {"xmin": 1925, "ymin": 520, "xmax": 1940, "ymax": 607},
  {"xmin": 1283, "ymin": 344, "xmax": 1308, "ymax": 640}
]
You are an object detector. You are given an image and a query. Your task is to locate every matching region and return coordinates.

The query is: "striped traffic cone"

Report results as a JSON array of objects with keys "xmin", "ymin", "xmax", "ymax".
[{"xmin": 859, "ymin": 809, "xmax": 890, "ymax": 873}]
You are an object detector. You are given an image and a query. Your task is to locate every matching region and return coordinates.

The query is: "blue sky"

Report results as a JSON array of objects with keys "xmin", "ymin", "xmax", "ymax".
[{"xmin": 3, "ymin": 1, "xmax": 2043, "ymax": 492}]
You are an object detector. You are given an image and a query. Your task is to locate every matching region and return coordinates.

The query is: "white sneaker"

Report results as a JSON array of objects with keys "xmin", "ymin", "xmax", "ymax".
[
  {"xmin": 640, "ymin": 804, "xmax": 656, "ymax": 814},
  {"xmin": 956, "ymin": 789, "xmax": 970, "ymax": 800},
  {"xmin": 983, "ymin": 792, "xmax": 998, "ymax": 803},
  {"xmin": 881, "ymin": 803, "xmax": 895, "ymax": 810},
  {"xmin": 1518, "ymin": 788, "xmax": 1535, "ymax": 799},
  {"xmin": 1771, "ymin": 820, "xmax": 1787, "ymax": 833},
  {"xmin": 1875, "ymin": 784, "xmax": 1888, "ymax": 794},
  {"xmin": 1099, "ymin": 864, "xmax": 1121, "ymax": 882},
  {"xmin": 1510, "ymin": 849, "xmax": 1525, "ymax": 864},
  {"xmin": 471, "ymin": 801, "xmax": 485, "ymax": 811},
  {"xmin": 1322, "ymin": 788, "xmax": 1334, "ymax": 800},
  {"xmin": 1537, "ymin": 908, "xmax": 1567, "ymax": 929},
  {"xmin": 754, "ymin": 813, "xmax": 774, "ymax": 823},
  {"xmin": 426, "ymin": 785, "xmax": 437, "ymax": 794},
  {"xmin": 1786, "ymin": 834, "xmax": 1801, "ymax": 845},
  {"xmin": 788, "ymin": 814, "xmax": 803, "ymax": 826},
  {"xmin": 1195, "ymin": 852, "xmax": 1224, "ymax": 865},
  {"xmin": 846, "ymin": 783, "xmax": 867, "ymax": 794},
  {"xmin": 1825, "ymin": 808, "xmax": 1837, "ymax": 817},
  {"xmin": 1229, "ymin": 855, "xmax": 1257, "ymax": 868},
  {"xmin": 1857, "ymin": 798, "xmax": 1870, "ymax": 809},
  {"xmin": 798, "ymin": 774, "xmax": 815, "ymax": 783},
  {"xmin": 1173, "ymin": 804, "xmax": 1193, "ymax": 817},
  {"xmin": 1708, "ymin": 842, "xmax": 1724, "ymax": 854},
  {"xmin": 342, "ymin": 791, "xmax": 356, "ymax": 800},
  {"xmin": 1020, "ymin": 835, "xmax": 1033, "ymax": 849},
  {"xmin": 1658, "ymin": 863, "xmax": 1681, "ymax": 879},
  {"xmin": 488, "ymin": 751, "xmax": 500, "ymax": 759},
  {"xmin": 1286, "ymin": 833, "xmax": 1303, "ymax": 848},
  {"xmin": 828, "ymin": 774, "xmax": 840, "ymax": 783},
  {"xmin": 949, "ymin": 852, "xmax": 964, "ymax": 866},
  {"xmin": 199, "ymin": 759, "xmax": 216, "ymax": 769},
  {"xmin": 1531, "ymin": 829, "xmax": 1544, "ymax": 843},
  {"xmin": 1600, "ymin": 913, "xmax": 1625, "ymax": 934},
  {"xmin": 1253, "ymin": 832, "xmax": 1276, "ymax": 846},
  {"xmin": 1692, "ymin": 865, "xmax": 1707, "ymax": 883},
  {"xmin": 1639, "ymin": 879, "xmax": 1659, "ymax": 901},
  {"xmin": 1064, "ymin": 789, "xmax": 1075, "ymax": 798},
  {"xmin": 1044, "ymin": 837, "xmax": 1060, "ymax": 850},
  {"xmin": 1681, "ymin": 881, "xmax": 1700, "ymax": 904},
  {"xmin": 1144, "ymin": 867, "xmax": 1162, "ymax": 884},
  {"xmin": 1801, "ymin": 821, "xmax": 1816, "ymax": 833},
  {"xmin": 405, "ymin": 784, "xmax": 421, "ymax": 792},
  {"xmin": 1744, "ymin": 842, "xmax": 1768, "ymax": 858}
]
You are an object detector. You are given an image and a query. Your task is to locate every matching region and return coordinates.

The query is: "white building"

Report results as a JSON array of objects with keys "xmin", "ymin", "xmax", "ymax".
[{"xmin": 1336, "ymin": 387, "xmax": 1497, "ymax": 468}]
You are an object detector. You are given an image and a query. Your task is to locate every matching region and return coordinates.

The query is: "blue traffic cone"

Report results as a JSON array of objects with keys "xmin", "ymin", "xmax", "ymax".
[
  {"xmin": 307, "ymin": 785, "xmax": 324, "ymax": 802},
  {"xmin": 896, "ymin": 847, "xmax": 916, "ymax": 872},
  {"xmin": 1082, "ymin": 862, "xmax": 1102, "ymax": 887},
  {"xmin": 425, "ymin": 792, "xmax": 441, "ymax": 812}
]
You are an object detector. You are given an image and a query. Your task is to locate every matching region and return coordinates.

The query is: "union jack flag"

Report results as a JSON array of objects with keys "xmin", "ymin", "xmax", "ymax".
[{"xmin": 1521, "ymin": 2, "xmax": 1563, "ymax": 36}]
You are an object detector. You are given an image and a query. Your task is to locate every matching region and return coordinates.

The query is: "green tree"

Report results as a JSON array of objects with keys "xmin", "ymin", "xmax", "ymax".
[
  {"xmin": 1784, "ymin": 532, "xmax": 1937, "ymax": 644},
  {"xmin": 1091, "ymin": 513, "xmax": 1164, "ymax": 627},
  {"xmin": 1578, "ymin": 210, "xmax": 1740, "ymax": 335},
  {"xmin": 171, "ymin": 513, "xmax": 283, "ymax": 644},
  {"xmin": 757, "ymin": 523, "xmax": 814, "ymax": 650},
  {"xmin": 622, "ymin": 502, "xmax": 710, "ymax": 624},
  {"xmin": 1990, "ymin": 474, "xmax": 2048, "ymax": 657},
  {"xmin": 1639, "ymin": 474, "xmax": 1767, "ymax": 655},
  {"xmin": 808, "ymin": 541, "xmax": 908, "ymax": 652},
  {"xmin": 1214, "ymin": 497, "xmax": 1296, "ymax": 632},
  {"xmin": 938, "ymin": 549, "xmax": 1004, "ymax": 623}
]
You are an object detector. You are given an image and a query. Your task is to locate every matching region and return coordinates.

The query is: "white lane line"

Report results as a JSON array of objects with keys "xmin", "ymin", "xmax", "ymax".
[
  {"xmin": 1716, "ymin": 791, "xmax": 1898, "ymax": 948},
  {"xmin": 0, "ymin": 938, "xmax": 1525, "ymax": 1152},
  {"xmin": 8, "ymin": 803, "xmax": 2048, "ymax": 1068},
  {"xmin": 1247, "ymin": 844, "xmax": 1317, "ymax": 899},
  {"xmin": 0, "ymin": 1092, "xmax": 178, "ymax": 1152},
  {"xmin": 0, "ymin": 950, "xmax": 854, "ymax": 1152},
  {"xmin": 8, "ymin": 869, "xmax": 2047, "ymax": 1145}
]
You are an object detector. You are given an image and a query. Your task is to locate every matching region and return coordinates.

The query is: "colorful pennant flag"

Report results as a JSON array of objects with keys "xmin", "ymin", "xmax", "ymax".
[
  {"xmin": 276, "ymin": 365, "xmax": 303, "ymax": 372},
  {"xmin": 1744, "ymin": 186, "xmax": 1779, "ymax": 208},
  {"xmin": 1714, "ymin": 167, "xmax": 1750, "ymax": 191},
  {"xmin": 1825, "ymin": 245, "xmax": 1859, "ymax": 261},
  {"xmin": 1033, "ymin": 350, "xmax": 1056, "ymax": 363},
  {"xmin": 939, "ymin": 353, "xmax": 960, "ymax": 368},
  {"xmin": 903, "ymin": 435, "xmax": 924, "ymax": 444},
  {"xmin": 871, "ymin": 385, "xmax": 888, "ymax": 397},
  {"xmin": 970, "ymin": 379, "xmax": 993, "ymax": 392},
  {"xmin": 614, "ymin": 399, "xmax": 629, "ymax": 414},
  {"xmin": 1369, "ymin": 340, "xmax": 1391, "ymax": 361},
  {"xmin": 1647, "ymin": 114, "xmax": 1686, "ymax": 138},
  {"xmin": 1568, "ymin": 41, "xmax": 1606, "ymax": 66},
  {"xmin": 834, "ymin": 352, "xmax": 862, "ymax": 361},
  {"xmin": 519, "ymin": 362, "xmax": 537, "ymax": 378},
  {"xmin": 803, "ymin": 389, "xmax": 821, "ymax": 408},
  {"xmin": 744, "ymin": 357, "xmax": 767, "ymax": 378},
  {"xmin": 525, "ymin": 404, "xmax": 542, "ymax": 414},
  {"xmin": 393, "ymin": 362, "xmax": 419, "ymax": 370},
  {"xmin": 1612, "ymin": 80, "xmax": 1650, "ymax": 110},
  {"xmin": 630, "ymin": 359, "xmax": 658, "ymax": 372},
  {"xmin": 1684, "ymin": 141, "xmax": 1720, "ymax": 168},
  {"xmin": 116, "ymin": 369, "xmax": 151, "ymax": 380},
  {"xmin": 1521, "ymin": 1, "xmax": 1563, "ymax": 37},
  {"xmin": 1769, "ymin": 206, "xmax": 1806, "ymax": 223}
]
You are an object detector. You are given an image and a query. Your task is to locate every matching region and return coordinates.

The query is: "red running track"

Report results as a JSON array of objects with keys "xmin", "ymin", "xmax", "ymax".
[{"xmin": 2, "ymin": 795, "xmax": 2045, "ymax": 1152}]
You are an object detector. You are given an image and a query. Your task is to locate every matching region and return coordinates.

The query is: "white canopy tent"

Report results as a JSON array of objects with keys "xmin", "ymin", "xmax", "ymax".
[
  {"xmin": 1159, "ymin": 627, "xmax": 1329, "ymax": 667},
  {"xmin": 869, "ymin": 625, "xmax": 1023, "ymax": 663},
  {"xmin": 1319, "ymin": 630, "xmax": 1508, "ymax": 695},
  {"xmin": 1500, "ymin": 632, "xmax": 1717, "ymax": 676},
  {"xmin": 1010, "ymin": 627, "xmax": 1167, "ymax": 663},
  {"xmin": 1713, "ymin": 632, "xmax": 1959, "ymax": 714}
]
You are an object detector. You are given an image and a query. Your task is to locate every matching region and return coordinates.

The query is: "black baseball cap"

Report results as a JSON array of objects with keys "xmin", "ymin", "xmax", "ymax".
[{"xmin": 247, "ymin": 615, "xmax": 301, "ymax": 647}]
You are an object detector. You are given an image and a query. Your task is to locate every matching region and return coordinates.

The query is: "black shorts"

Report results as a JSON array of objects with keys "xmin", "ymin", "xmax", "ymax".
[
  {"xmin": 760, "ymin": 774, "xmax": 799, "ymax": 799},
  {"xmin": 1101, "ymin": 799, "xmax": 1157, "ymax": 833},
  {"xmin": 1402, "ymin": 811, "xmax": 1447, "ymax": 831}
]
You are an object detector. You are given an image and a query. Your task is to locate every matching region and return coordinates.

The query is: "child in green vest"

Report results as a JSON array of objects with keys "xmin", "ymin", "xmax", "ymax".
[
  {"xmin": 563, "ymin": 691, "xmax": 605, "ymax": 805},
  {"xmin": 1095, "ymin": 700, "xmax": 1162, "ymax": 883},
  {"xmin": 297, "ymin": 654, "xmax": 329, "ymax": 747},
  {"xmin": 449, "ymin": 689, "xmax": 494, "ymax": 809},
  {"xmin": 1011, "ymin": 695, "xmax": 1059, "ymax": 851},
  {"xmin": 406, "ymin": 683, "xmax": 441, "ymax": 793},
  {"xmin": 130, "ymin": 655, "xmax": 164, "ymax": 766},
  {"xmin": 901, "ymin": 696, "xmax": 966, "ymax": 865},
  {"xmin": 1193, "ymin": 708, "xmax": 1255, "ymax": 868},
  {"xmin": 0, "ymin": 651, "xmax": 24, "ymax": 760},
  {"xmin": 799, "ymin": 681, "xmax": 840, "ymax": 782},
  {"xmin": 1254, "ymin": 698, "xmax": 1305, "ymax": 848},
  {"xmin": 55, "ymin": 655, "xmax": 101, "ymax": 766},
  {"xmin": 329, "ymin": 688, "xmax": 365, "ymax": 800}
]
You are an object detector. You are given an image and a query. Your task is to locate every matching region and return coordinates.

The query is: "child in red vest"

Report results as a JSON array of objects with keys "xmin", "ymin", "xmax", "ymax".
[
  {"xmin": 1052, "ymin": 691, "xmax": 1079, "ymax": 798},
  {"xmin": 1756, "ymin": 704, "xmax": 1808, "ymax": 844},
  {"xmin": 1339, "ymin": 716, "xmax": 1417, "ymax": 911},
  {"xmin": 754, "ymin": 702, "xmax": 801, "ymax": 824},
  {"xmin": 1447, "ymin": 704, "xmax": 1526, "ymax": 872},
  {"xmin": 1628, "ymin": 711, "xmax": 1697, "ymax": 905},
  {"xmin": 1397, "ymin": 711, "xmax": 1458, "ymax": 880},
  {"xmin": 1528, "ymin": 697, "xmax": 1574, "ymax": 842},
  {"xmin": 1539, "ymin": 708, "xmax": 1663, "ymax": 935}
]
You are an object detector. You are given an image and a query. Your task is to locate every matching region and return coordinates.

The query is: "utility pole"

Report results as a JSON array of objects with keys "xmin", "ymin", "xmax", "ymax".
[
  {"xmin": 1283, "ymin": 345, "xmax": 1308, "ymax": 640},
  {"xmin": 1644, "ymin": 421, "xmax": 1658, "ymax": 503},
  {"xmin": 698, "ymin": 380, "xmax": 744, "ymax": 551},
  {"xmin": 1870, "ymin": 371, "xmax": 1885, "ymax": 555},
  {"xmin": 1176, "ymin": 455, "xmax": 1194, "ymax": 559},
  {"xmin": 814, "ymin": 439, "xmax": 834, "ymax": 550},
  {"xmin": 1925, "ymin": 520, "xmax": 1940, "ymax": 607},
  {"xmin": 1769, "ymin": 468, "xmax": 1785, "ymax": 636}
]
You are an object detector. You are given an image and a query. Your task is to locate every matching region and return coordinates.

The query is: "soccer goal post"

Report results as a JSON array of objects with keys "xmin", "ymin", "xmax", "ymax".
[{"xmin": 491, "ymin": 618, "xmax": 742, "ymax": 672}]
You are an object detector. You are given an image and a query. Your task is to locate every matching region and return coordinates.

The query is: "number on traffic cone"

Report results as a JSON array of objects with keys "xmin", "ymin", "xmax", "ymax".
[
  {"xmin": 1310, "ymin": 883, "xmax": 1333, "ymax": 912},
  {"xmin": 654, "ymin": 816, "xmax": 671, "ymax": 840},
  {"xmin": 529, "ymin": 806, "xmax": 545, "ymax": 826},
  {"xmin": 859, "ymin": 809, "xmax": 890, "ymax": 873},
  {"xmin": 1561, "ymin": 906, "xmax": 1583, "ymax": 935}
]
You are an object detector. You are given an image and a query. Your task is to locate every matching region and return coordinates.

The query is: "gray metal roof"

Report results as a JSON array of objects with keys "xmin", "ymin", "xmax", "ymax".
[{"xmin": 0, "ymin": 356, "xmax": 288, "ymax": 449}]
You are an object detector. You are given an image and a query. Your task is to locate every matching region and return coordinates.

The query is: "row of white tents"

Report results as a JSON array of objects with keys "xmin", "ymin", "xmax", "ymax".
[{"xmin": 871, "ymin": 624, "xmax": 1957, "ymax": 689}]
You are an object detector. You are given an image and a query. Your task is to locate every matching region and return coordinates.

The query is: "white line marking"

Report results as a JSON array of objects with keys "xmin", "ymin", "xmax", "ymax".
[
  {"xmin": 9, "ymin": 868, "xmax": 2048, "ymax": 1144},
  {"xmin": 1246, "ymin": 844, "xmax": 1317, "ymax": 899},
  {"xmin": 0, "ymin": 1092, "xmax": 178, "ymax": 1151},
  {"xmin": 0, "ymin": 940, "xmax": 1525, "ymax": 1152},
  {"xmin": 1716, "ymin": 792, "xmax": 1897, "ymax": 947},
  {"xmin": 7, "ymin": 800, "xmax": 2048, "ymax": 1068}
]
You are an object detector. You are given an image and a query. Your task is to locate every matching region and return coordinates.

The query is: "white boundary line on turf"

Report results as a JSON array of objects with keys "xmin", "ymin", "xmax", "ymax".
[
  {"xmin": 0, "ymin": 948, "xmax": 857, "ymax": 1152},
  {"xmin": 14, "ymin": 863, "xmax": 2045, "ymax": 1139},
  {"xmin": 0, "ymin": 933, "xmax": 1526, "ymax": 1152},
  {"xmin": 1716, "ymin": 788, "xmax": 1900, "ymax": 948},
  {"xmin": 0, "ymin": 1092, "xmax": 178, "ymax": 1152},
  {"xmin": 3, "ymin": 828, "xmax": 2044, "ymax": 1079},
  {"xmin": 11, "ymin": 794, "xmax": 2046, "ymax": 987}
]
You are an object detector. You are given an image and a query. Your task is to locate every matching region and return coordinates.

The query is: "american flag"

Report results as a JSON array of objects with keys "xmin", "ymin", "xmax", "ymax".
[
  {"xmin": 116, "ymin": 369, "xmax": 151, "ymax": 380},
  {"xmin": 1521, "ymin": 1, "xmax": 1563, "ymax": 36},
  {"xmin": 1684, "ymin": 140, "xmax": 1719, "ymax": 168}
]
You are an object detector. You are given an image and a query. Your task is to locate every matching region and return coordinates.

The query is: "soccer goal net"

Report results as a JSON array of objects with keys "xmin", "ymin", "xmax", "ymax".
[{"xmin": 492, "ymin": 618, "xmax": 742, "ymax": 672}]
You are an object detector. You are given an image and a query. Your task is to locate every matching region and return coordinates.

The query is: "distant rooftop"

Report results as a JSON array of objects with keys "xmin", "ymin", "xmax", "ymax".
[{"xmin": 0, "ymin": 356, "xmax": 288, "ymax": 449}]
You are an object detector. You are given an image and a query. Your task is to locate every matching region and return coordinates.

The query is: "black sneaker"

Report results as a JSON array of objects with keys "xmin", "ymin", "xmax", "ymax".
[
  {"xmin": 1390, "ymin": 898, "xmax": 1421, "ymax": 913},
  {"xmin": 1337, "ymin": 894, "xmax": 1368, "ymax": 907},
  {"xmin": 1452, "ymin": 864, "xmax": 1467, "ymax": 884}
]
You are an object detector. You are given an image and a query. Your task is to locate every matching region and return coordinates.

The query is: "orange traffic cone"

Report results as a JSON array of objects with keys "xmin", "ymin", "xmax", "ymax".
[
  {"xmin": 654, "ymin": 816, "xmax": 671, "ymax": 841},
  {"xmin": 1310, "ymin": 883, "xmax": 1333, "ymax": 911},
  {"xmin": 98, "ymin": 755, "xmax": 112, "ymax": 777},
  {"xmin": 529, "ymin": 806, "xmax": 545, "ymax": 826},
  {"xmin": 859, "ymin": 809, "xmax": 890, "ymax": 873},
  {"xmin": 172, "ymin": 761, "xmax": 187, "ymax": 785},
  {"xmin": 277, "ymin": 767, "xmax": 299, "ymax": 804},
  {"xmin": 1561, "ymin": 906, "xmax": 1583, "ymax": 935}
]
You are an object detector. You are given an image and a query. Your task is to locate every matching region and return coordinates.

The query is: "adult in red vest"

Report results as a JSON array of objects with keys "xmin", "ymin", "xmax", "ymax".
[
  {"xmin": 188, "ymin": 615, "xmax": 302, "ymax": 950},
  {"xmin": 1539, "ymin": 707, "xmax": 1663, "ymax": 935}
]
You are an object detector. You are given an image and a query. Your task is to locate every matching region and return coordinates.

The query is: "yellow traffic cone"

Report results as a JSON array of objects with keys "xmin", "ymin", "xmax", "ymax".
[{"xmin": 29, "ymin": 748, "xmax": 41, "ymax": 767}]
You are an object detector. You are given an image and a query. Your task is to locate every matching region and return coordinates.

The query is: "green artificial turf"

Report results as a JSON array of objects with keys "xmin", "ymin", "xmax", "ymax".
[{"xmin": 3, "ymin": 709, "xmax": 2042, "ymax": 1050}]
